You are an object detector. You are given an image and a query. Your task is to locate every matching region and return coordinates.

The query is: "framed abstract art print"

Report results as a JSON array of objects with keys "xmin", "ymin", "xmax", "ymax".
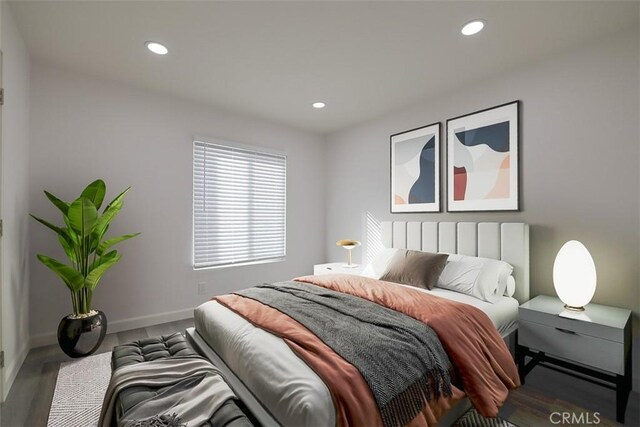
[
  {"xmin": 390, "ymin": 122, "xmax": 440, "ymax": 213},
  {"xmin": 446, "ymin": 101, "xmax": 519, "ymax": 212}
]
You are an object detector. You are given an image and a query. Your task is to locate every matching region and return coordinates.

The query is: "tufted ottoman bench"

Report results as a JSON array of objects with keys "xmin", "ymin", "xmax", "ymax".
[{"xmin": 108, "ymin": 332, "xmax": 253, "ymax": 427}]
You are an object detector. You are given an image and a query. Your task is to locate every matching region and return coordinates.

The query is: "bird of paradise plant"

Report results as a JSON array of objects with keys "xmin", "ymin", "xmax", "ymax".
[{"xmin": 30, "ymin": 179, "xmax": 140, "ymax": 317}]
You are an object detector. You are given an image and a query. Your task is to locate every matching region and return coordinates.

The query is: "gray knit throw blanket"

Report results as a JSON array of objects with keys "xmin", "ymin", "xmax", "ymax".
[{"xmin": 236, "ymin": 281, "xmax": 452, "ymax": 427}]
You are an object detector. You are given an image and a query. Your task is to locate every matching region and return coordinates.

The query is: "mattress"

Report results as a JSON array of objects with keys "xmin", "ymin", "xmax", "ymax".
[{"xmin": 194, "ymin": 283, "xmax": 519, "ymax": 426}]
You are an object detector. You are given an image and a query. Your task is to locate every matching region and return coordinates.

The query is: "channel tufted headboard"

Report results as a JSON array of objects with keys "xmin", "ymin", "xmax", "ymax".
[{"xmin": 380, "ymin": 221, "xmax": 530, "ymax": 304}]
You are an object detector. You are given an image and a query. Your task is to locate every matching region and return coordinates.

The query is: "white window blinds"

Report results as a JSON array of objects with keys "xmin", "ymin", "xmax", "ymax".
[{"xmin": 193, "ymin": 139, "xmax": 286, "ymax": 269}]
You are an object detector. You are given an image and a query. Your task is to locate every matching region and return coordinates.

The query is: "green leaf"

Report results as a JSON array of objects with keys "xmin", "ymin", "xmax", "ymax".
[
  {"xmin": 58, "ymin": 234, "xmax": 77, "ymax": 264},
  {"xmin": 103, "ymin": 187, "xmax": 131, "ymax": 212},
  {"xmin": 62, "ymin": 217, "xmax": 79, "ymax": 245},
  {"xmin": 30, "ymin": 214, "xmax": 63, "ymax": 235},
  {"xmin": 81, "ymin": 180, "xmax": 107, "ymax": 210},
  {"xmin": 44, "ymin": 191, "xmax": 70, "ymax": 216},
  {"xmin": 36, "ymin": 255, "xmax": 84, "ymax": 292},
  {"xmin": 92, "ymin": 200, "xmax": 123, "ymax": 241},
  {"xmin": 85, "ymin": 253, "xmax": 122, "ymax": 291},
  {"xmin": 90, "ymin": 224, "xmax": 109, "ymax": 252},
  {"xmin": 91, "ymin": 186, "xmax": 130, "ymax": 238},
  {"xmin": 89, "ymin": 250, "xmax": 117, "ymax": 271},
  {"xmin": 33, "ymin": 216, "xmax": 81, "ymax": 268},
  {"xmin": 67, "ymin": 197, "xmax": 98, "ymax": 237},
  {"xmin": 96, "ymin": 233, "xmax": 140, "ymax": 256}
]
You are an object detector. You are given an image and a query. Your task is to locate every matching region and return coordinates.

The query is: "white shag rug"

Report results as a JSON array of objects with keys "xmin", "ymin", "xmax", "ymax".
[{"xmin": 47, "ymin": 352, "xmax": 112, "ymax": 427}]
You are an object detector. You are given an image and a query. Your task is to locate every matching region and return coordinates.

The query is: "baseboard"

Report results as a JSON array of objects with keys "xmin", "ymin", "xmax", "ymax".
[
  {"xmin": 29, "ymin": 307, "xmax": 194, "ymax": 349},
  {"xmin": 2, "ymin": 342, "xmax": 30, "ymax": 401}
]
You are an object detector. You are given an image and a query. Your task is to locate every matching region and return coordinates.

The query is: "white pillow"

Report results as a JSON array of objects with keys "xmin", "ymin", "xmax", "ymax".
[
  {"xmin": 504, "ymin": 275, "xmax": 516, "ymax": 297},
  {"xmin": 437, "ymin": 254, "xmax": 513, "ymax": 303},
  {"xmin": 361, "ymin": 248, "xmax": 401, "ymax": 279}
]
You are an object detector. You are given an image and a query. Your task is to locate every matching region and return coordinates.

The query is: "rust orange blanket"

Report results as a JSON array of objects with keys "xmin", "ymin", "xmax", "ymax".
[{"xmin": 215, "ymin": 274, "xmax": 519, "ymax": 426}]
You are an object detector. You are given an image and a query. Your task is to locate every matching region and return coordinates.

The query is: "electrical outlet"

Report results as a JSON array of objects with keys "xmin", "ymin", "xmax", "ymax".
[{"xmin": 198, "ymin": 282, "xmax": 207, "ymax": 295}]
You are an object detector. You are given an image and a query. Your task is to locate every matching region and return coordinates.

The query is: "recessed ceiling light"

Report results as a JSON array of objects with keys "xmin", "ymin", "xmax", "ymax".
[
  {"xmin": 145, "ymin": 41, "xmax": 168, "ymax": 55},
  {"xmin": 461, "ymin": 20, "xmax": 484, "ymax": 36},
  {"xmin": 312, "ymin": 102, "xmax": 326, "ymax": 109}
]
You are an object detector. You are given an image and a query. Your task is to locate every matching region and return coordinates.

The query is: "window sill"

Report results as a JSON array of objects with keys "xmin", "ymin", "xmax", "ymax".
[{"xmin": 193, "ymin": 256, "xmax": 286, "ymax": 271}]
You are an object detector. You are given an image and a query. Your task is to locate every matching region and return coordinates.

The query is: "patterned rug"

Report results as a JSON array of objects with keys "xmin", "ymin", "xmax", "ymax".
[
  {"xmin": 454, "ymin": 408, "xmax": 518, "ymax": 427},
  {"xmin": 47, "ymin": 352, "xmax": 112, "ymax": 427}
]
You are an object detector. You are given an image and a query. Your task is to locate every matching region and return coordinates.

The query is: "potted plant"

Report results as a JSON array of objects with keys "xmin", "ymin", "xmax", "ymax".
[{"xmin": 30, "ymin": 179, "xmax": 140, "ymax": 357}]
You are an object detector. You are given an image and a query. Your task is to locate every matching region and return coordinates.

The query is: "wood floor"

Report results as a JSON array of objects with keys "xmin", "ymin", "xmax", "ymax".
[{"xmin": 0, "ymin": 318, "xmax": 637, "ymax": 427}]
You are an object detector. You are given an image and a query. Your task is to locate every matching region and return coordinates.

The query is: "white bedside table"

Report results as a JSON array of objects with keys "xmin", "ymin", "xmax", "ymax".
[
  {"xmin": 517, "ymin": 295, "xmax": 632, "ymax": 423},
  {"xmin": 314, "ymin": 262, "xmax": 364, "ymax": 276}
]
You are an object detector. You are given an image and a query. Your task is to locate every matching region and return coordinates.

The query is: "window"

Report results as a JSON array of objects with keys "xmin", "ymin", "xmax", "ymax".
[{"xmin": 193, "ymin": 139, "xmax": 286, "ymax": 269}]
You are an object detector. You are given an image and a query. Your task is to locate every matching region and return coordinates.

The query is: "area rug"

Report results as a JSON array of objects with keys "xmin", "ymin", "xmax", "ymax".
[
  {"xmin": 454, "ymin": 408, "xmax": 518, "ymax": 427},
  {"xmin": 47, "ymin": 352, "xmax": 112, "ymax": 427}
]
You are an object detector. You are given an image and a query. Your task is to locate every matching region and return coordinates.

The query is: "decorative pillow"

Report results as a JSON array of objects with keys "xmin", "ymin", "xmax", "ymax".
[
  {"xmin": 380, "ymin": 250, "xmax": 449, "ymax": 290},
  {"xmin": 437, "ymin": 254, "xmax": 513, "ymax": 303},
  {"xmin": 361, "ymin": 248, "xmax": 401, "ymax": 279},
  {"xmin": 505, "ymin": 275, "xmax": 516, "ymax": 297}
]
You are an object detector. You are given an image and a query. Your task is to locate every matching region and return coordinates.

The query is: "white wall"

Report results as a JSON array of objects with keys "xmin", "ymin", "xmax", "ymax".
[
  {"xmin": 1, "ymin": 2, "xmax": 30, "ymax": 400},
  {"xmin": 21, "ymin": 13, "xmax": 640, "ymax": 395},
  {"xmin": 28, "ymin": 63, "xmax": 325, "ymax": 344},
  {"xmin": 325, "ymin": 28, "xmax": 640, "ymax": 390}
]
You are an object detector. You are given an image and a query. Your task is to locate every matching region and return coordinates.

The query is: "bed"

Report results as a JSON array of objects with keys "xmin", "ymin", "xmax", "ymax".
[{"xmin": 186, "ymin": 221, "xmax": 530, "ymax": 426}]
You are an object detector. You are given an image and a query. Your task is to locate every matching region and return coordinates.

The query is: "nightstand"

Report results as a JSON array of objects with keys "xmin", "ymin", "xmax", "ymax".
[
  {"xmin": 517, "ymin": 295, "xmax": 632, "ymax": 423},
  {"xmin": 313, "ymin": 262, "xmax": 364, "ymax": 276}
]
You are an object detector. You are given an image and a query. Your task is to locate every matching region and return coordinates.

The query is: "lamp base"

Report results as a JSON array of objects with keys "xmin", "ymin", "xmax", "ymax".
[
  {"xmin": 342, "ymin": 263, "xmax": 359, "ymax": 268},
  {"xmin": 563, "ymin": 304, "xmax": 585, "ymax": 312}
]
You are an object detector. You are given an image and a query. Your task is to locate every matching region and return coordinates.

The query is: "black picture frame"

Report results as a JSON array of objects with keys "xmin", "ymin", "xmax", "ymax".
[
  {"xmin": 446, "ymin": 101, "xmax": 520, "ymax": 212},
  {"xmin": 390, "ymin": 122, "xmax": 441, "ymax": 213}
]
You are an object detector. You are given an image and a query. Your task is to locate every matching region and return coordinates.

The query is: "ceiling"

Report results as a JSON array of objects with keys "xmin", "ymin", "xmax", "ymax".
[{"xmin": 10, "ymin": 1, "xmax": 639, "ymax": 135}]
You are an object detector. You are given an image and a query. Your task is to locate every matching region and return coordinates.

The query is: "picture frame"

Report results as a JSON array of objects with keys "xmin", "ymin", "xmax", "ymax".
[
  {"xmin": 390, "ymin": 122, "xmax": 440, "ymax": 213},
  {"xmin": 446, "ymin": 101, "xmax": 519, "ymax": 212}
]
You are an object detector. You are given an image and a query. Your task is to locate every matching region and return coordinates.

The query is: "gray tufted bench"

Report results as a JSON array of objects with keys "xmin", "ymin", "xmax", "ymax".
[
  {"xmin": 110, "ymin": 332, "xmax": 253, "ymax": 427},
  {"xmin": 112, "ymin": 333, "xmax": 196, "ymax": 369}
]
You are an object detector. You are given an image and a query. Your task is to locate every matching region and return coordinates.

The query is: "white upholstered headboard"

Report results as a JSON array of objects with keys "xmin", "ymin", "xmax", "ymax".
[{"xmin": 381, "ymin": 222, "xmax": 530, "ymax": 304}]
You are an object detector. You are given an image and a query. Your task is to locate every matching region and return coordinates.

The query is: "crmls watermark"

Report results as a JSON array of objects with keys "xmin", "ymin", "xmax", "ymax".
[{"xmin": 549, "ymin": 411, "xmax": 601, "ymax": 424}]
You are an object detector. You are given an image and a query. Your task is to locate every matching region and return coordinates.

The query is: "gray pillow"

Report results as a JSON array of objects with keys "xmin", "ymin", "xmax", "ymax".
[{"xmin": 380, "ymin": 250, "xmax": 449, "ymax": 290}]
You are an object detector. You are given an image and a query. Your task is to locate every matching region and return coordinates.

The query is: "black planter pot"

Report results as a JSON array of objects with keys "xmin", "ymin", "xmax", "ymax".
[{"xmin": 57, "ymin": 310, "xmax": 107, "ymax": 358}]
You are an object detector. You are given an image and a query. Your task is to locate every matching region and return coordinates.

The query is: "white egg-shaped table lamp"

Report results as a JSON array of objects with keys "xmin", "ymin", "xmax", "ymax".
[
  {"xmin": 553, "ymin": 240, "xmax": 597, "ymax": 312},
  {"xmin": 336, "ymin": 239, "xmax": 361, "ymax": 268}
]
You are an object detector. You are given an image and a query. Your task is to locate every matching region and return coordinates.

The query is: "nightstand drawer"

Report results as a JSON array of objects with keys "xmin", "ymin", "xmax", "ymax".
[
  {"xmin": 519, "ymin": 296, "xmax": 630, "ymax": 343},
  {"xmin": 519, "ymin": 320, "xmax": 625, "ymax": 374},
  {"xmin": 519, "ymin": 307, "xmax": 625, "ymax": 343}
]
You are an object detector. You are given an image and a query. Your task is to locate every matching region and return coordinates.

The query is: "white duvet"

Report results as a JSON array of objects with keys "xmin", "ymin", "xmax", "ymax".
[{"xmin": 195, "ymin": 301, "xmax": 336, "ymax": 427}]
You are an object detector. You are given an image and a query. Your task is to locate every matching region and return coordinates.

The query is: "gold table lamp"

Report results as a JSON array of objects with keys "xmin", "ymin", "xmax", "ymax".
[{"xmin": 336, "ymin": 239, "xmax": 361, "ymax": 268}]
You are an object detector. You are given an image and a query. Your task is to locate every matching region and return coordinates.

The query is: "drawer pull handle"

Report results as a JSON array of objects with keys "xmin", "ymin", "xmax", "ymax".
[{"xmin": 555, "ymin": 327, "xmax": 577, "ymax": 335}]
